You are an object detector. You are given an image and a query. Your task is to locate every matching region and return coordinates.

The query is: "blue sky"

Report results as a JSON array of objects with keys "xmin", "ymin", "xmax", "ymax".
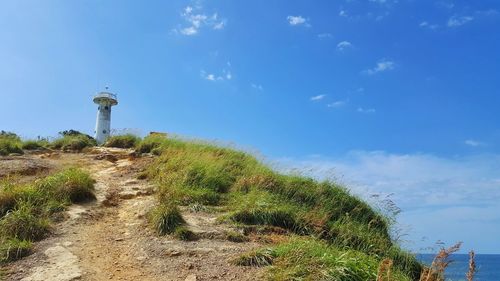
[{"xmin": 1, "ymin": 0, "xmax": 499, "ymax": 253}]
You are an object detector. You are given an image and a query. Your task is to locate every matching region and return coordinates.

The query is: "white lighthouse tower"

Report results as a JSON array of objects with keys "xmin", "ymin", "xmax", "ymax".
[{"xmin": 93, "ymin": 88, "xmax": 118, "ymax": 144}]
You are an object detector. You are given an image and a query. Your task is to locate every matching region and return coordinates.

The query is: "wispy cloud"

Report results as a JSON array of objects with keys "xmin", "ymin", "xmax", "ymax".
[
  {"xmin": 251, "ymin": 83, "xmax": 263, "ymax": 91},
  {"xmin": 327, "ymin": 100, "xmax": 348, "ymax": 108},
  {"xmin": 447, "ymin": 15, "xmax": 474, "ymax": 27},
  {"xmin": 201, "ymin": 69, "xmax": 232, "ymax": 82},
  {"xmin": 317, "ymin": 33, "xmax": 332, "ymax": 39},
  {"xmin": 310, "ymin": 94, "xmax": 326, "ymax": 101},
  {"xmin": 337, "ymin": 41, "xmax": 353, "ymax": 51},
  {"xmin": 364, "ymin": 59, "xmax": 395, "ymax": 75},
  {"xmin": 174, "ymin": 5, "xmax": 226, "ymax": 36},
  {"xmin": 287, "ymin": 15, "xmax": 310, "ymax": 27},
  {"xmin": 357, "ymin": 107, "xmax": 376, "ymax": 113},
  {"xmin": 419, "ymin": 21, "xmax": 439, "ymax": 30},
  {"xmin": 275, "ymin": 152, "xmax": 500, "ymax": 253},
  {"xmin": 465, "ymin": 139, "xmax": 485, "ymax": 147}
]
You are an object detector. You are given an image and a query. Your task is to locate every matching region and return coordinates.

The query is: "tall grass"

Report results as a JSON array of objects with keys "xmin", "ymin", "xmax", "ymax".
[
  {"xmin": 0, "ymin": 168, "xmax": 95, "ymax": 263},
  {"xmin": 141, "ymin": 134, "xmax": 422, "ymax": 279},
  {"xmin": 104, "ymin": 134, "xmax": 141, "ymax": 149},
  {"xmin": 0, "ymin": 132, "xmax": 23, "ymax": 156},
  {"xmin": 50, "ymin": 135, "xmax": 96, "ymax": 152}
]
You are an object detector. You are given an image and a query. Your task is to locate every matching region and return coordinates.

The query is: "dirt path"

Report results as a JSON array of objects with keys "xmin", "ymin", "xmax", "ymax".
[{"xmin": 4, "ymin": 149, "xmax": 264, "ymax": 281}]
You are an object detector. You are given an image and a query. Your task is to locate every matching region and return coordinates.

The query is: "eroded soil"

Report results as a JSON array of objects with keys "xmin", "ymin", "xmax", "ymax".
[{"xmin": 2, "ymin": 149, "xmax": 265, "ymax": 281}]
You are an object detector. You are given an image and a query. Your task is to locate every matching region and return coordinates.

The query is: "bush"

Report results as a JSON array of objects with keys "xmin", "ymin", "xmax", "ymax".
[
  {"xmin": 148, "ymin": 203, "xmax": 185, "ymax": 235},
  {"xmin": 104, "ymin": 134, "xmax": 141, "ymax": 149}
]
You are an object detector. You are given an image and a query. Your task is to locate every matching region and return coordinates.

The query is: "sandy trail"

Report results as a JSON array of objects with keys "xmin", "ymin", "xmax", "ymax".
[{"xmin": 5, "ymin": 149, "xmax": 264, "ymax": 281}]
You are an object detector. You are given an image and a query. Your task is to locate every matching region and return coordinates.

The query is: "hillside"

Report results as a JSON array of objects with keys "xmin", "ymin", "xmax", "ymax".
[{"xmin": 0, "ymin": 132, "xmax": 424, "ymax": 281}]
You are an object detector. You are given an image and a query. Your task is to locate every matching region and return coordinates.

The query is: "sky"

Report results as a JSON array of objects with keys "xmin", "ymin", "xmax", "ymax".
[{"xmin": 0, "ymin": 0, "xmax": 499, "ymax": 253}]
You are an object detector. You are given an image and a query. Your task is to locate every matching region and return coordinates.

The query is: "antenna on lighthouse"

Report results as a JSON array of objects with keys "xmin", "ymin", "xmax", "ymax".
[{"xmin": 92, "ymin": 88, "xmax": 118, "ymax": 145}]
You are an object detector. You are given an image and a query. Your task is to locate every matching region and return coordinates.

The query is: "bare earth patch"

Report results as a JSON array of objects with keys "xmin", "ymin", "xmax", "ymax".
[{"xmin": 3, "ymin": 148, "xmax": 266, "ymax": 281}]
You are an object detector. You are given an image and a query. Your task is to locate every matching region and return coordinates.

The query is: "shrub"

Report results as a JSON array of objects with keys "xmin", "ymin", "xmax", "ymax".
[
  {"xmin": 104, "ymin": 134, "xmax": 141, "ymax": 149},
  {"xmin": 148, "ymin": 203, "xmax": 185, "ymax": 235}
]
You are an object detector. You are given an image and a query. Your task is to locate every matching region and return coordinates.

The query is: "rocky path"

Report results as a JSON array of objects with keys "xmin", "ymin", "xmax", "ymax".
[{"xmin": 4, "ymin": 149, "xmax": 264, "ymax": 281}]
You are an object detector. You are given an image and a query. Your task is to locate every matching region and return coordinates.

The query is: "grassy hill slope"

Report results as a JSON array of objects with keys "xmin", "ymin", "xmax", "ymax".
[{"xmin": 139, "ymin": 135, "xmax": 422, "ymax": 280}]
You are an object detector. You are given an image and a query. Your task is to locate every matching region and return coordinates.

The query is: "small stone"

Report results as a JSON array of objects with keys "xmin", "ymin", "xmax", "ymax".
[{"xmin": 185, "ymin": 274, "xmax": 197, "ymax": 281}]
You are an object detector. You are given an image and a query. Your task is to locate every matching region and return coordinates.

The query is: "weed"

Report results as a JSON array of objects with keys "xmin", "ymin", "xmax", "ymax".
[{"xmin": 466, "ymin": 250, "xmax": 476, "ymax": 281}]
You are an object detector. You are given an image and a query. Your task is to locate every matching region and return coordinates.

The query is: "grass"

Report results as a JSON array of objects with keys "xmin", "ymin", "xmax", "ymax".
[
  {"xmin": 21, "ymin": 140, "xmax": 49, "ymax": 150},
  {"xmin": 141, "ymin": 134, "xmax": 423, "ymax": 280},
  {"xmin": 104, "ymin": 134, "xmax": 141, "ymax": 149},
  {"xmin": 173, "ymin": 226, "xmax": 197, "ymax": 241},
  {"xmin": 0, "ymin": 168, "xmax": 95, "ymax": 264},
  {"xmin": 0, "ymin": 132, "xmax": 23, "ymax": 156},
  {"xmin": 50, "ymin": 135, "xmax": 96, "ymax": 152},
  {"xmin": 148, "ymin": 202, "xmax": 185, "ymax": 235}
]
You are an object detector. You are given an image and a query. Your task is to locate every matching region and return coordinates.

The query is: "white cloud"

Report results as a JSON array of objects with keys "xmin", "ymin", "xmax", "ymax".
[
  {"xmin": 175, "ymin": 5, "xmax": 226, "ymax": 36},
  {"xmin": 180, "ymin": 26, "xmax": 198, "ymax": 35},
  {"xmin": 200, "ymin": 70, "xmax": 228, "ymax": 82},
  {"xmin": 275, "ymin": 152, "xmax": 500, "ymax": 253},
  {"xmin": 310, "ymin": 94, "xmax": 326, "ymax": 101},
  {"xmin": 465, "ymin": 140, "xmax": 485, "ymax": 147},
  {"xmin": 327, "ymin": 100, "xmax": 347, "ymax": 108},
  {"xmin": 287, "ymin": 15, "xmax": 309, "ymax": 26},
  {"xmin": 357, "ymin": 107, "xmax": 376, "ymax": 113},
  {"xmin": 447, "ymin": 15, "xmax": 474, "ymax": 27},
  {"xmin": 337, "ymin": 41, "xmax": 353, "ymax": 51},
  {"xmin": 419, "ymin": 21, "xmax": 439, "ymax": 30},
  {"xmin": 364, "ymin": 59, "xmax": 395, "ymax": 75},
  {"xmin": 339, "ymin": 10, "xmax": 348, "ymax": 17}
]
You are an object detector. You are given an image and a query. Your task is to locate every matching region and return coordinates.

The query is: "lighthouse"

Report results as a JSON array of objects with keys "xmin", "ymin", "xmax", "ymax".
[{"xmin": 93, "ymin": 88, "xmax": 118, "ymax": 144}]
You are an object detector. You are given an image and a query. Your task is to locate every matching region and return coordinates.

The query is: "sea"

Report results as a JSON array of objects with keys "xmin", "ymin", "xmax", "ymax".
[{"xmin": 418, "ymin": 254, "xmax": 500, "ymax": 281}]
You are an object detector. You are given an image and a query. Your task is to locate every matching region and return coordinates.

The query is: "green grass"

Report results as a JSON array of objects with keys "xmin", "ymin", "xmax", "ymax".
[
  {"xmin": 173, "ymin": 226, "xmax": 197, "ymax": 241},
  {"xmin": 141, "ymin": 134, "xmax": 422, "ymax": 280},
  {"xmin": 21, "ymin": 140, "xmax": 49, "ymax": 150},
  {"xmin": 0, "ymin": 168, "xmax": 95, "ymax": 264},
  {"xmin": 104, "ymin": 134, "xmax": 141, "ymax": 149},
  {"xmin": 148, "ymin": 202, "xmax": 185, "ymax": 235},
  {"xmin": 50, "ymin": 135, "xmax": 96, "ymax": 152},
  {"xmin": 241, "ymin": 238, "xmax": 413, "ymax": 281},
  {"xmin": 0, "ymin": 133, "xmax": 23, "ymax": 156}
]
